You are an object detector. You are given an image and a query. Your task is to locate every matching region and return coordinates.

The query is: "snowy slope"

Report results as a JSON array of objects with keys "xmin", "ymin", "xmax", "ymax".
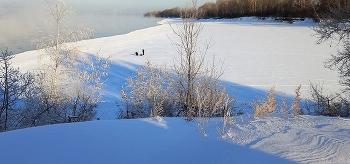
[
  {"xmin": 225, "ymin": 115, "xmax": 350, "ymax": 163},
  {"xmin": 0, "ymin": 118, "xmax": 291, "ymax": 164},
  {"xmin": 0, "ymin": 116, "xmax": 349, "ymax": 163}
]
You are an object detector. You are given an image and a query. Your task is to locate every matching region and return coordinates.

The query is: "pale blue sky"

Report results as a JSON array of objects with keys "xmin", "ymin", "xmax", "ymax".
[{"xmin": 68, "ymin": 0, "xmax": 215, "ymax": 14}]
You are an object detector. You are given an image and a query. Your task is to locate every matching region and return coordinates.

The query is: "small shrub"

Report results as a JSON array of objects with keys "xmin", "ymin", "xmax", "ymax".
[
  {"xmin": 252, "ymin": 86, "xmax": 277, "ymax": 118},
  {"xmin": 306, "ymin": 84, "xmax": 350, "ymax": 117},
  {"xmin": 118, "ymin": 60, "xmax": 177, "ymax": 119},
  {"xmin": 292, "ymin": 85, "xmax": 301, "ymax": 117},
  {"xmin": 216, "ymin": 98, "xmax": 235, "ymax": 137},
  {"xmin": 280, "ymin": 93, "xmax": 288, "ymax": 115}
]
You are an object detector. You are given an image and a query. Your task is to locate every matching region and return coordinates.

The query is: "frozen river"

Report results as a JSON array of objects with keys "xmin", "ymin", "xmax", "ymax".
[{"xmin": 0, "ymin": 14, "xmax": 161, "ymax": 55}]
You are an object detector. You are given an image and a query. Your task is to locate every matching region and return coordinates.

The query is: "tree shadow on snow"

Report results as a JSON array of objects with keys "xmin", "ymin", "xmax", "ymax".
[{"xmin": 97, "ymin": 61, "xmax": 298, "ymax": 117}]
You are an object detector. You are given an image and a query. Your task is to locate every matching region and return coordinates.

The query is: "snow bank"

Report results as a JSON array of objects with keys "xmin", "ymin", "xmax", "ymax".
[
  {"xmin": 0, "ymin": 116, "xmax": 349, "ymax": 163},
  {"xmin": 0, "ymin": 118, "xmax": 294, "ymax": 164}
]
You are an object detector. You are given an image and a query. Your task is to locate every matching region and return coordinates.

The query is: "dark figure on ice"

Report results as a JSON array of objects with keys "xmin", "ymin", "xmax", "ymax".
[
  {"xmin": 142, "ymin": 49, "xmax": 144, "ymax": 56},
  {"xmin": 135, "ymin": 52, "xmax": 139, "ymax": 56}
]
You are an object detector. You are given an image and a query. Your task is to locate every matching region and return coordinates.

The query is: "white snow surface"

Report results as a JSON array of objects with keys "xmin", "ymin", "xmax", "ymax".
[
  {"xmin": 2, "ymin": 18, "xmax": 349, "ymax": 163},
  {"xmin": 0, "ymin": 116, "xmax": 349, "ymax": 163}
]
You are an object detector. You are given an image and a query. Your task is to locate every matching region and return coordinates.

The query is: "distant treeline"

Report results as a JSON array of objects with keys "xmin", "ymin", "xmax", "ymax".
[{"xmin": 144, "ymin": 0, "xmax": 350, "ymax": 20}]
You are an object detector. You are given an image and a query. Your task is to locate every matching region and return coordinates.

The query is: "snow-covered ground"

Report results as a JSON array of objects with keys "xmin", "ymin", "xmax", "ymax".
[
  {"xmin": 3, "ymin": 18, "xmax": 349, "ymax": 163},
  {"xmin": 0, "ymin": 116, "xmax": 349, "ymax": 163}
]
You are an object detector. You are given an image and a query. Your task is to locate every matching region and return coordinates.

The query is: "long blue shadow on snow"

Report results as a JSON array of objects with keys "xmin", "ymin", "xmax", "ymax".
[{"xmin": 99, "ymin": 61, "xmax": 298, "ymax": 115}]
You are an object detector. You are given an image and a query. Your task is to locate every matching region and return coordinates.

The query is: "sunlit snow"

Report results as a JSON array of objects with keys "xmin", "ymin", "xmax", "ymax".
[{"xmin": 3, "ymin": 18, "xmax": 349, "ymax": 164}]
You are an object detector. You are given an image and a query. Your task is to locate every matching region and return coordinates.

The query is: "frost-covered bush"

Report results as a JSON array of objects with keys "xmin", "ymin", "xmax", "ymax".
[
  {"xmin": 118, "ymin": 61, "xmax": 178, "ymax": 119},
  {"xmin": 306, "ymin": 84, "xmax": 350, "ymax": 117},
  {"xmin": 17, "ymin": 0, "xmax": 109, "ymax": 128},
  {"xmin": 252, "ymin": 87, "xmax": 277, "ymax": 118},
  {"xmin": 292, "ymin": 85, "xmax": 302, "ymax": 117},
  {"xmin": 118, "ymin": 60, "xmax": 232, "ymax": 120},
  {"xmin": 252, "ymin": 85, "xmax": 303, "ymax": 118}
]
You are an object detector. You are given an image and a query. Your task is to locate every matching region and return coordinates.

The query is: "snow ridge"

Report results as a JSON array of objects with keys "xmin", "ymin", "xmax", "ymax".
[{"xmin": 223, "ymin": 116, "xmax": 350, "ymax": 163}]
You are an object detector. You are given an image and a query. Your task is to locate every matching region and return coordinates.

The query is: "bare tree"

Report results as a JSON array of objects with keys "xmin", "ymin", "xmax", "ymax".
[
  {"xmin": 30, "ymin": 0, "xmax": 108, "ymax": 125},
  {"xmin": 170, "ymin": 0, "xmax": 216, "ymax": 120},
  {"xmin": 0, "ymin": 49, "xmax": 13, "ymax": 131},
  {"xmin": 33, "ymin": 0, "xmax": 93, "ymax": 106},
  {"xmin": 311, "ymin": 1, "xmax": 350, "ymax": 117},
  {"xmin": 0, "ymin": 49, "xmax": 34, "ymax": 131},
  {"xmin": 66, "ymin": 53, "xmax": 109, "ymax": 121},
  {"xmin": 169, "ymin": 0, "xmax": 231, "ymax": 122},
  {"xmin": 314, "ymin": 3, "xmax": 350, "ymax": 81}
]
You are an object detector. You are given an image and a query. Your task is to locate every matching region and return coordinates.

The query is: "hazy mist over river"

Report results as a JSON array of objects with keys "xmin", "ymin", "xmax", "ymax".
[
  {"xmin": 0, "ymin": 0, "xmax": 212, "ymax": 54},
  {"xmin": 0, "ymin": 14, "xmax": 162, "ymax": 54}
]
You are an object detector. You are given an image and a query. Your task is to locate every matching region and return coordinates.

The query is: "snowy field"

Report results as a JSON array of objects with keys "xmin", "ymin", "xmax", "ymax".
[
  {"xmin": 2, "ymin": 18, "xmax": 349, "ymax": 163},
  {"xmin": 0, "ymin": 116, "xmax": 349, "ymax": 163}
]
